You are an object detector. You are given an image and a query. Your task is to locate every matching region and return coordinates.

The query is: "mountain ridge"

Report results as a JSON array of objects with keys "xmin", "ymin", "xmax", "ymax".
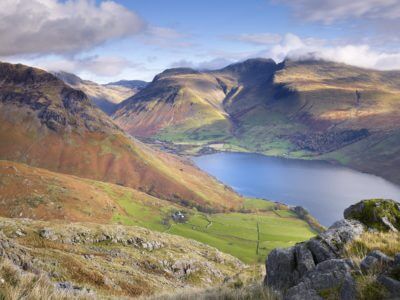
[
  {"xmin": 113, "ymin": 58, "xmax": 400, "ymax": 185},
  {"xmin": 53, "ymin": 71, "xmax": 142, "ymax": 115}
]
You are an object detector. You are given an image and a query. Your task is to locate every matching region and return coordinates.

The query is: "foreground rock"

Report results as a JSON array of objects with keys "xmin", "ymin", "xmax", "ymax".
[
  {"xmin": 265, "ymin": 219, "xmax": 364, "ymax": 299},
  {"xmin": 265, "ymin": 199, "xmax": 400, "ymax": 299}
]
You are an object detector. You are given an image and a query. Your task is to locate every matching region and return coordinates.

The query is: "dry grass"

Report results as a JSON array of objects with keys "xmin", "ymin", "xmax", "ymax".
[
  {"xmin": 143, "ymin": 283, "xmax": 281, "ymax": 300},
  {"xmin": 344, "ymin": 231, "xmax": 399, "ymax": 299},
  {"xmin": 0, "ymin": 259, "xmax": 93, "ymax": 300},
  {"xmin": 344, "ymin": 231, "xmax": 400, "ymax": 264},
  {"xmin": 354, "ymin": 275, "xmax": 389, "ymax": 300}
]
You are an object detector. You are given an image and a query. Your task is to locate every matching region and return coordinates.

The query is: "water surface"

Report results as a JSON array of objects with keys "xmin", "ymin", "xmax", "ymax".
[{"xmin": 193, "ymin": 153, "xmax": 400, "ymax": 226}]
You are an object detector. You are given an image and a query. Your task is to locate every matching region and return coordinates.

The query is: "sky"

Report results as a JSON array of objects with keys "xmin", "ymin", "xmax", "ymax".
[{"xmin": 2, "ymin": 0, "xmax": 400, "ymax": 83}]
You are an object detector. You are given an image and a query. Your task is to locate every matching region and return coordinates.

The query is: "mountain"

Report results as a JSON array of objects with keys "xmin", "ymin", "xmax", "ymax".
[
  {"xmin": 105, "ymin": 79, "xmax": 148, "ymax": 89},
  {"xmin": 0, "ymin": 62, "xmax": 243, "ymax": 212},
  {"xmin": 54, "ymin": 71, "xmax": 142, "ymax": 114},
  {"xmin": 113, "ymin": 58, "xmax": 400, "ymax": 185}
]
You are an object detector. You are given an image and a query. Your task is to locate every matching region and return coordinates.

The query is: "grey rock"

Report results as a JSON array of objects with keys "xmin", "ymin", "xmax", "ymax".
[
  {"xmin": 340, "ymin": 274, "xmax": 357, "ymax": 300},
  {"xmin": 306, "ymin": 219, "xmax": 364, "ymax": 265},
  {"xmin": 266, "ymin": 247, "xmax": 296, "ymax": 290},
  {"xmin": 361, "ymin": 250, "xmax": 393, "ymax": 273},
  {"xmin": 285, "ymin": 282, "xmax": 323, "ymax": 300},
  {"xmin": 360, "ymin": 255, "xmax": 379, "ymax": 274},
  {"xmin": 307, "ymin": 238, "xmax": 336, "ymax": 264},
  {"xmin": 302, "ymin": 259, "xmax": 355, "ymax": 291},
  {"xmin": 377, "ymin": 275, "xmax": 400, "ymax": 295},
  {"xmin": 295, "ymin": 243, "xmax": 315, "ymax": 277},
  {"xmin": 394, "ymin": 253, "xmax": 400, "ymax": 266},
  {"xmin": 39, "ymin": 228, "xmax": 56, "ymax": 240}
]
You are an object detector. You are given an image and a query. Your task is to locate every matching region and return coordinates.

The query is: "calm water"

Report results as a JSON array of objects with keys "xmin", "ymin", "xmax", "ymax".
[{"xmin": 193, "ymin": 153, "xmax": 400, "ymax": 226}]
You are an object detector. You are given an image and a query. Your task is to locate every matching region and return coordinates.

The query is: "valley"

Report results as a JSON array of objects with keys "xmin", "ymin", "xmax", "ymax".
[
  {"xmin": 2, "ymin": 1, "xmax": 400, "ymax": 299},
  {"xmin": 0, "ymin": 160, "xmax": 315, "ymax": 264},
  {"xmin": 112, "ymin": 59, "xmax": 400, "ymax": 186}
]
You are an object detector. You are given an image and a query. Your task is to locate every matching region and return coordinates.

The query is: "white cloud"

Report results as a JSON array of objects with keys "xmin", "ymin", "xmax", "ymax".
[
  {"xmin": 262, "ymin": 33, "xmax": 400, "ymax": 70},
  {"xmin": 138, "ymin": 26, "xmax": 194, "ymax": 48},
  {"xmin": 275, "ymin": 0, "xmax": 400, "ymax": 23},
  {"xmin": 17, "ymin": 55, "xmax": 140, "ymax": 78},
  {"xmin": 225, "ymin": 33, "xmax": 282, "ymax": 45},
  {"xmin": 0, "ymin": 0, "xmax": 145, "ymax": 56},
  {"xmin": 170, "ymin": 58, "xmax": 233, "ymax": 70}
]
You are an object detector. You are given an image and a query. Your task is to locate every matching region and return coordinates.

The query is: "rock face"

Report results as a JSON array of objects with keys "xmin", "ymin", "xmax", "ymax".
[
  {"xmin": 265, "ymin": 219, "xmax": 364, "ymax": 299},
  {"xmin": 344, "ymin": 199, "xmax": 400, "ymax": 232}
]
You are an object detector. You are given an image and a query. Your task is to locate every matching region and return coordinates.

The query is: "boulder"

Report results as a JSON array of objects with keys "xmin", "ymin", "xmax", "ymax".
[
  {"xmin": 344, "ymin": 199, "xmax": 400, "ymax": 231},
  {"xmin": 285, "ymin": 282, "xmax": 323, "ymax": 300},
  {"xmin": 301, "ymin": 259, "xmax": 355, "ymax": 291},
  {"xmin": 285, "ymin": 259, "xmax": 356, "ymax": 300},
  {"xmin": 265, "ymin": 247, "xmax": 296, "ymax": 290},
  {"xmin": 377, "ymin": 275, "xmax": 400, "ymax": 296},
  {"xmin": 265, "ymin": 219, "xmax": 364, "ymax": 298},
  {"xmin": 295, "ymin": 243, "xmax": 315, "ymax": 277},
  {"xmin": 360, "ymin": 250, "xmax": 393, "ymax": 274},
  {"xmin": 340, "ymin": 274, "xmax": 357, "ymax": 300}
]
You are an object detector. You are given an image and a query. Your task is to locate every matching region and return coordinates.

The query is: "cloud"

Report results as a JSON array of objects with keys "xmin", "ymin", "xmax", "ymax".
[
  {"xmin": 225, "ymin": 33, "xmax": 282, "ymax": 45},
  {"xmin": 272, "ymin": 0, "xmax": 400, "ymax": 26},
  {"xmin": 138, "ymin": 26, "xmax": 194, "ymax": 48},
  {"xmin": 27, "ymin": 55, "xmax": 141, "ymax": 78},
  {"xmin": 0, "ymin": 0, "xmax": 145, "ymax": 56},
  {"xmin": 170, "ymin": 58, "xmax": 233, "ymax": 70},
  {"xmin": 262, "ymin": 33, "xmax": 400, "ymax": 70},
  {"xmin": 275, "ymin": 0, "xmax": 400, "ymax": 23}
]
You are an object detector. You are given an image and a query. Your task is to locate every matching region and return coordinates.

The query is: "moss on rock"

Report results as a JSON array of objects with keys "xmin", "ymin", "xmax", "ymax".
[{"xmin": 344, "ymin": 199, "xmax": 400, "ymax": 231}]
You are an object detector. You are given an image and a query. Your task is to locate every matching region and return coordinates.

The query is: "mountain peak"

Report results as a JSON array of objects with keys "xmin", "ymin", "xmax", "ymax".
[
  {"xmin": 52, "ymin": 70, "xmax": 84, "ymax": 86},
  {"xmin": 0, "ymin": 62, "xmax": 58, "ymax": 85},
  {"xmin": 154, "ymin": 67, "xmax": 200, "ymax": 81},
  {"xmin": 0, "ymin": 61, "xmax": 117, "ymax": 133},
  {"xmin": 105, "ymin": 79, "xmax": 148, "ymax": 89}
]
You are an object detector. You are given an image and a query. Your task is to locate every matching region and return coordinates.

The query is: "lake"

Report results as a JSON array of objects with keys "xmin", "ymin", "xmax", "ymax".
[{"xmin": 193, "ymin": 152, "xmax": 400, "ymax": 226}]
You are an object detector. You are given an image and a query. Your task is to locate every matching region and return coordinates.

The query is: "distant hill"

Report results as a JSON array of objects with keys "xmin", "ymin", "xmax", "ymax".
[
  {"xmin": 105, "ymin": 79, "xmax": 148, "ymax": 89},
  {"xmin": 0, "ymin": 62, "xmax": 243, "ymax": 212},
  {"xmin": 53, "ymin": 71, "xmax": 142, "ymax": 114},
  {"xmin": 113, "ymin": 58, "xmax": 400, "ymax": 185}
]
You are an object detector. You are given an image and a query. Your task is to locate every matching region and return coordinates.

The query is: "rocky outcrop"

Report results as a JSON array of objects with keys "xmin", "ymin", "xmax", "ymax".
[
  {"xmin": 265, "ymin": 199, "xmax": 400, "ymax": 299},
  {"xmin": 265, "ymin": 219, "xmax": 364, "ymax": 299},
  {"xmin": 344, "ymin": 199, "xmax": 400, "ymax": 231}
]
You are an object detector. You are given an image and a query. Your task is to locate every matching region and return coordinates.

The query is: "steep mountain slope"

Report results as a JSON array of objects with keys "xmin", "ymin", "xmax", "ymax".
[
  {"xmin": 0, "ymin": 62, "xmax": 243, "ymax": 211},
  {"xmin": 113, "ymin": 59, "xmax": 400, "ymax": 184},
  {"xmin": 113, "ymin": 68, "xmax": 232, "ymax": 139},
  {"xmin": 54, "ymin": 71, "xmax": 142, "ymax": 114}
]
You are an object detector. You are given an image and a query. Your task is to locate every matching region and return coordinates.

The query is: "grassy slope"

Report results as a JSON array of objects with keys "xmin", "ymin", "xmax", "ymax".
[
  {"xmin": 0, "ymin": 160, "xmax": 315, "ymax": 264},
  {"xmin": 0, "ymin": 217, "xmax": 248, "ymax": 299}
]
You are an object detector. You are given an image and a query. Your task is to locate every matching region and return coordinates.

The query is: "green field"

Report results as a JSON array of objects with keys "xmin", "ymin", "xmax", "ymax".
[
  {"xmin": 99, "ymin": 182, "xmax": 316, "ymax": 264},
  {"xmin": 168, "ymin": 211, "xmax": 315, "ymax": 263}
]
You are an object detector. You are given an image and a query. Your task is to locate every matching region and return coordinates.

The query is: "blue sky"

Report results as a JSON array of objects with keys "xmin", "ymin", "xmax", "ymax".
[{"xmin": 1, "ymin": 0, "xmax": 400, "ymax": 83}]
